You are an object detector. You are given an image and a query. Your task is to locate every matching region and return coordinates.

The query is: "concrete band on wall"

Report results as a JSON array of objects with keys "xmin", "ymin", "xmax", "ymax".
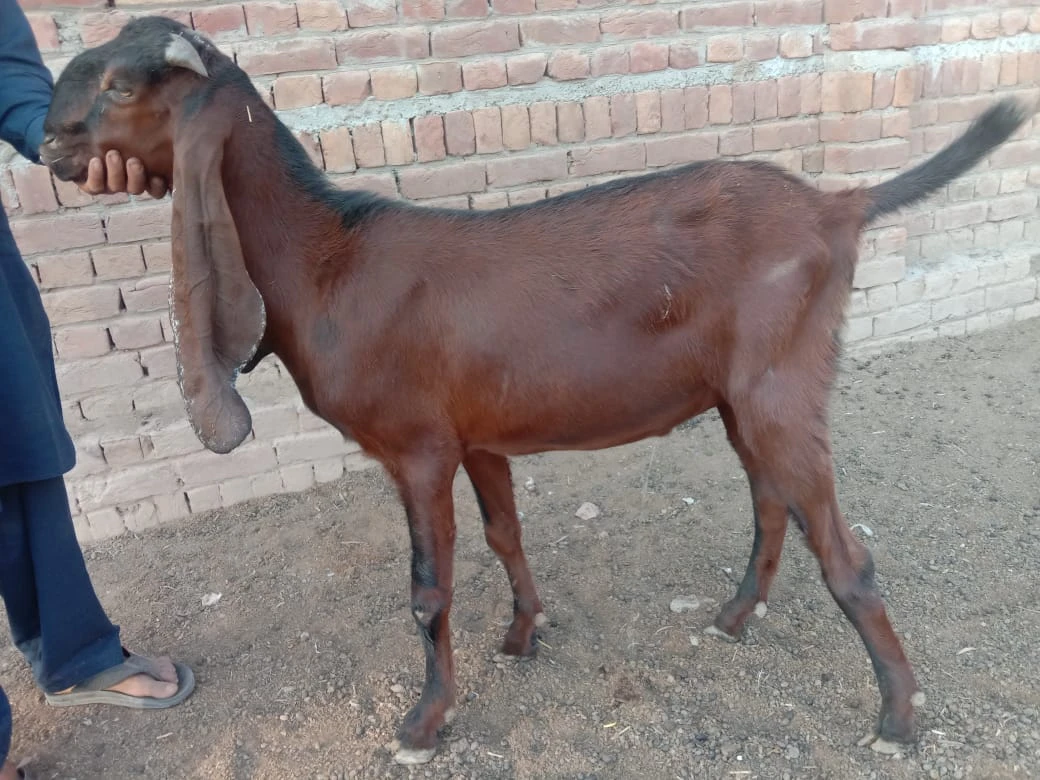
[{"xmin": 2, "ymin": 0, "xmax": 1038, "ymax": 543}]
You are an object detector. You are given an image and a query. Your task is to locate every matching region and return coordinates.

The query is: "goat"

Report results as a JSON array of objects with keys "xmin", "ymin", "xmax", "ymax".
[{"xmin": 40, "ymin": 17, "xmax": 1031, "ymax": 765}]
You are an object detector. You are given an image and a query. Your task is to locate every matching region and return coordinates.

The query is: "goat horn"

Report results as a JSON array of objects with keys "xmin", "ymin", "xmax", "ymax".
[{"xmin": 165, "ymin": 34, "xmax": 208, "ymax": 78}]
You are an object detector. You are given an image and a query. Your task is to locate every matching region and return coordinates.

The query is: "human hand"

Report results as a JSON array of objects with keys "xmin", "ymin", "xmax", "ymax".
[{"xmin": 79, "ymin": 150, "xmax": 169, "ymax": 199}]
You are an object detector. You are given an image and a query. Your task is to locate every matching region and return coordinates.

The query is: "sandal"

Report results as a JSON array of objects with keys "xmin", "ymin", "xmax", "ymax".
[{"xmin": 44, "ymin": 649, "xmax": 194, "ymax": 710}]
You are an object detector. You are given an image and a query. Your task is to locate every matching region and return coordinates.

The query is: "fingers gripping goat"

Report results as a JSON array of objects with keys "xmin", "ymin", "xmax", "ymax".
[{"xmin": 40, "ymin": 16, "xmax": 1033, "ymax": 765}]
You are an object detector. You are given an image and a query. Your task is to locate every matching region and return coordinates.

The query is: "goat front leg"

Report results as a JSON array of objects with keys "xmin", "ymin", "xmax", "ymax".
[
  {"xmin": 463, "ymin": 451, "xmax": 545, "ymax": 657},
  {"xmin": 390, "ymin": 451, "xmax": 461, "ymax": 766}
]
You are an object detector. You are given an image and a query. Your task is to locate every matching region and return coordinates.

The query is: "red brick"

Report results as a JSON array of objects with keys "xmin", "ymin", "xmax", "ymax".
[
  {"xmin": 273, "ymin": 74, "xmax": 323, "ymax": 109},
  {"xmin": 530, "ymin": 102, "xmax": 557, "ymax": 145},
  {"xmin": 570, "ymin": 141, "xmax": 645, "ymax": 177},
  {"xmin": 820, "ymin": 113, "xmax": 881, "ymax": 142},
  {"xmin": 473, "ymin": 108, "xmax": 504, "ymax": 153},
  {"xmin": 110, "ymin": 317, "xmax": 163, "ymax": 350},
  {"xmin": 445, "ymin": 0, "xmax": 487, "ymax": 17},
  {"xmin": 347, "ymin": 0, "xmax": 397, "ymax": 26},
  {"xmin": 445, "ymin": 111, "xmax": 476, "ymax": 156},
  {"xmin": 979, "ymin": 55, "xmax": 1001, "ymax": 92},
  {"xmin": 379, "ymin": 122, "xmax": 413, "ymax": 167},
  {"xmin": 645, "ymin": 134, "xmax": 718, "ymax": 167},
  {"xmin": 1030, "ymin": 8, "xmax": 1040, "ymax": 33},
  {"xmin": 371, "ymin": 66, "xmax": 418, "ymax": 100},
  {"xmin": 888, "ymin": 0, "xmax": 923, "ymax": 15},
  {"xmin": 36, "ymin": 252, "xmax": 94, "ymax": 289},
  {"xmin": 104, "ymin": 202, "xmax": 171, "ymax": 244},
  {"xmin": 778, "ymin": 31, "xmax": 812, "ymax": 59},
  {"xmin": 988, "ymin": 193, "xmax": 1037, "ymax": 222},
  {"xmin": 296, "ymin": 0, "xmax": 347, "ymax": 30},
  {"xmin": 635, "ymin": 91, "xmax": 662, "ymax": 134},
  {"xmin": 800, "ymin": 74, "xmax": 822, "ymax": 114},
  {"xmin": 732, "ymin": 84, "xmax": 755, "ymax": 124},
  {"xmin": 508, "ymin": 187, "xmax": 546, "ymax": 207},
  {"xmin": 42, "ymin": 285, "xmax": 121, "ymax": 326},
  {"xmin": 659, "ymin": 89, "xmax": 685, "ymax": 132},
  {"xmin": 1000, "ymin": 9, "xmax": 1028, "ymax": 36},
  {"xmin": 753, "ymin": 118, "xmax": 819, "ymax": 151},
  {"xmin": 720, "ymin": 127, "xmax": 752, "ymax": 156},
  {"xmin": 54, "ymin": 325, "xmax": 111, "ymax": 359},
  {"xmin": 471, "ymin": 192, "xmax": 510, "ymax": 210},
  {"xmin": 352, "ymin": 124, "xmax": 386, "ymax": 167},
  {"xmin": 871, "ymin": 72, "xmax": 895, "ymax": 109},
  {"xmin": 630, "ymin": 42, "xmax": 669, "ymax": 73},
  {"xmin": 892, "ymin": 67, "xmax": 917, "ymax": 107},
  {"xmin": 91, "ymin": 245, "xmax": 144, "ymax": 280},
  {"xmin": 830, "ymin": 19, "xmax": 940, "ymax": 51},
  {"xmin": 600, "ymin": 8, "xmax": 678, "ymax": 38},
  {"xmin": 824, "ymin": 0, "xmax": 885, "ymax": 23},
  {"xmin": 881, "ymin": 111, "xmax": 911, "ymax": 139},
  {"xmin": 548, "ymin": 51, "xmax": 590, "ymax": 80},
  {"xmin": 709, "ymin": 85, "xmax": 732, "ymax": 124},
  {"xmin": 610, "ymin": 93, "xmax": 637, "ymax": 137},
  {"xmin": 463, "ymin": 59, "xmax": 507, "ymax": 90},
  {"xmin": 79, "ymin": 11, "xmax": 131, "ymax": 47},
  {"xmin": 684, "ymin": 86, "xmax": 709, "ymax": 129},
  {"xmin": 432, "ymin": 20, "xmax": 519, "ymax": 58},
  {"xmin": 507, "ymin": 53, "xmax": 547, "ymax": 85},
  {"xmin": 970, "ymin": 12, "xmax": 999, "ymax": 40},
  {"xmin": 331, "ymin": 171, "xmax": 398, "ymax": 199},
  {"xmin": 244, "ymin": 2, "xmax": 299, "ymax": 35},
  {"xmin": 776, "ymin": 76, "xmax": 800, "ymax": 118},
  {"xmin": 755, "ymin": 81, "xmax": 778, "ymax": 120},
  {"xmin": 821, "ymin": 71, "xmax": 873, "ymax": 112},
  {"xmin": 336, "ymin": 28, "xmax": 430, "ymax": 62},
  {"xmin": 318, "ymin": 128, "xmax": 355, "ymax": 173},
  {"xmin": 669, "ymin": 42, "xmax": 701, "ymax": 70},
  {"xmin": 486, "ymin": 151, "xmax": 567, "ymax": 187},
  {"xmin": 402, "ymin": 0, "xmax": 445, "ymax": 20},
  {"xmin": 999, "ymin": 54, "xmax": 1018, "ymax": 87},
  {"xmin": 583, "ymin": 97, "xmax": 611, "ymax": 141},
  {"xmin": 416, "ymin": 62, "xmax": 460, "ymax": 95},
  {"xmin": 237, "ymin": 38, "xmax": 336, "ymax": 76},
  {"xmin": 493, "ymin": 0, "xmax": 535, "ymax": 12},
  {"xmin": 323, "ymin": 71, "xmax": 372, "ymax": 105},
  {"xmin": 825, "ymin": 139, "xmax": 910, "ymax": 173},
  {"xmin": 11, "ymin": 215, "xmax": 104, "ymax": 254},
  {"xmin": 413, "ymin": 116, "xmax": 447, "ymax": 161},
  {"xmin": 554, "ymin": 102, "xmax": 584, "ymax": 144},
  {"xmin": 755, "ymin": 0, "xmax": 822, "ymax": 25},
  {"xmin": 191, "ymin": 5, "xmax": 246, "ymax": 37},
  {"xmin": 12, "ymin": 166, "xmax": 57, "ymax": 215},
  {"xmin": 299, "ymin": 128, "xmax": 325, "ymax": 170},
  {"xmin": 746, "ymin": 32, "xmax": 778, "ymax": 61},
  {"xmin": 680, "ymin": 2, "xmax": 753, "ymax": 28},
  {"xmin": 940, "ymin": 16, "xmax": 970, "ymax": 43},
  {"xmin": 592, "ymin": 45, "xmax": 630, "ymax": 76},
  {"xmin": 520, "ymin": 15, "xmax": 600, "ymax": 44},
  {"xmin": 502, "ymin": 105, "xmax": 532, "ymax": 150},
  {"xmin": 26, "ymin": 12, "xmax": 59, "ymax": 51},
  {"xmin": 707, "ymin": 34, "xmax": 743, "ymax": 63}
]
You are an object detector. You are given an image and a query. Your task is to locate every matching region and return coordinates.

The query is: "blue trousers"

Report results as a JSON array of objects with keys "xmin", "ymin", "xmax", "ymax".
[{"xmin": 0, "ymin": 476, "xmax": 124, "ymax": 766}]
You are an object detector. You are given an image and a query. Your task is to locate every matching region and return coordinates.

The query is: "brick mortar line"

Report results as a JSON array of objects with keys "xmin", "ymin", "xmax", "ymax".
[{"xmin": 277, "ymin": 32, "xmax": 1040, "ymax": 131}]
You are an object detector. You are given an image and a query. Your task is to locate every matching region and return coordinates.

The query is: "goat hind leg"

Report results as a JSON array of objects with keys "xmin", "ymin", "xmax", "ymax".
[
  {"xmin": 463, "ymin": 451, "xmax": 545, "ymax": 657},
  {"xmin": 391, "ymin": 453, "xmax": 461, "ymax": 765},
  {"xmin": 710, "ymin": 403, "xmax": 789, "ymax": 641}
]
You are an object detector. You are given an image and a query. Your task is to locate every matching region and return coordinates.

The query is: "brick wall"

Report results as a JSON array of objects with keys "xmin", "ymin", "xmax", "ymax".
[{"xmin": 3, "ymin": 0, "xmax": 1039, "ymax": 543}]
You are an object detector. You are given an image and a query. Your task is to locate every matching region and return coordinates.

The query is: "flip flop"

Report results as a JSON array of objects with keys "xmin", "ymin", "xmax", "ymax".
[{"xmin": 44, "ymin": 649, "xmax": 195, "ymax": 710}]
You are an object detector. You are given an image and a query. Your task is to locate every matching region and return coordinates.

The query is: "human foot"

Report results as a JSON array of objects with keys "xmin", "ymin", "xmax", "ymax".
[{"xmin": 46, "ymin": 652, "xmax": 194, "ymax": 710}]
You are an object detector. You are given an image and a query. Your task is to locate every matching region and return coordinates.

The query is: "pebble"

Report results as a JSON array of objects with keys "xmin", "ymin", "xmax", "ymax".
[
  {"xmin": 576, "ymin": 502, "xmax": 601, "ymax": 521},
  {"xmin": 669, "ymin": 596, "xmax": 700, "ymax": 613}
]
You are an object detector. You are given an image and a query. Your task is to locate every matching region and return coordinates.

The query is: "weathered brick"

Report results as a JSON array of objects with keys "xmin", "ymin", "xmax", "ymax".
[
  {"xmin": 42, "ymin": 285, "xmax": 121, "ymax": 326},
  {"xmin": 78, "ymin": 10, "xmax": 131, "ymax": 47},
  {"xmin": 853, "ymin": 255, "xmax": 906, "ymax": 289},
  {"xmin": 91, "ymin": 245, "xmax": 144, "ymax": 280},
  {"xmin": 237, "ymin": 38, "xmax": 337, "ymax": 76},
  {"xmin": 521, "ymin": 15, "xmax": 600, "ymax": 44},
  {"xmin": 645, "ymin": 134, "xmax": 718, "ymax": 167},
  {"xmin": 529, "ymin": 102, "xmax": 558, "ymax": 145},
  {"xmin": 660, "ymin": 89, "xmax": 686, "ymax": 133},
  {"xmin": 753, "ymin": 118, "xmax": 819, "ymax": 151},
  {"xmin": 35, "ymin": 252, "xmax": 93, "ymax": 289},
  {"xmin": 931, "ymin": 289, "xmax": 986, "ymax": 321},
  {"xmin": 273, "ymin": 74, "xmax": 323, "ymax": 109},
  {"xmin": 548, "ymin": 51, "xmax": 590, "ymax": 81},
  {"xmin": 444, "ymin": 111, "xmax": 477, "ymax": 156},
  {"xmin": 56, "ymin": 353, "xmax": 143, "ymax": 397},
  {"xmin": 486, "ymin": 151, "xmax": 567, "ymax": 187},
  {"xmin": 414, "ymin": 115, "xmax": 447, "ymax": 161},
  {"xmin": 970, "ymin": 12, "xmax": 1000, "ymax": 40},
  {"xmin": 508, "ymin": 187, "xmax": 546, "ymax": 206},
  {"xmin": 26, "ymin": 12, "xmax": 59, "ymax": 51},
  {"xmin": 347, "ymin": 0, "xmax": 397, "ymax": 26},
  {"xmin": 820, "ymin": 113, "xmax": 882, "ymax": 142},
  {"xmin": 706, "ymin": 34, "xmax": 743, "ymax": 63},
  {"xmin": 445, "ymin": 0, "xmax": 487, "ymax": 18},
  {"xmin": 746, "ymin": 32, "xmax": 779, "ymax": 61},
  {"xmin": 432, "ymin": 20, "xmax": 519, "ymax": 57},
  {"xmin": 557, "ymin": 102, "xmax": 584, "ymax": 143},
  {"xmin": 821, "ymin": 71, "xmax": 873, "ymax": 113},
  {"xmin": 54, "ymin": 325, "xmax": 111, "ymax": 359},
  {"xmin": 830, "ymin": 18, "xmax": 940, "ymax": 51},
  {"xmin": 417, "ymin": 62, "xmax": 462, "ymax": 95},
  {"xmin": 470, "ymin": 192, "xmax": 510, "ymax": 210},
  {"xmin": 321, "ymin": 127, "xmax": 357, "ymax": 173},
  {"xmin": 244, "ymin": 2, "xmax": 299, "ymax": 35},
  {"xmin": 685, "ymin": 87, "xmax": 709, "ymax": 129},
  {"xmin": 708, "ymin": 85, "xmax": 732, "ymax": 124},
  {"xmin": 601, "ymin": 8, "xmax": 678, "ymax": 38},
  {"xmin": 177, "ymin": 444, "xmax": 279, "ymax": 485},
  {"xmin": 351, "ymin": 123, "xmax": 386, "ymax": 167},
  {"xmin": 720, "ymin": 127, "xmax": 752, "ymax": 156},
  {"xmin": 779, "ymin": 30, "xmax": 813, "ymax": 58},
  {"xmin": 680, "ymin": 2, "xmax": 753, "ymax": 28},
  {"xmin": 582, "ymin": 97, "xmax": 611, "ymax": 141},
  {"xmin": 872, "ymin": 302, "xmax": 930, "ymax": 336},
  {"xmin": 825, "ymin": 139, "xmax": 909, "ymax": 173},
  {"xmin": 493, "ymin": 0, "xmax": 534, "ymax": 12},
  {"xmin": 610, "ymin": 93, "xmax": 637, "ymax": 137},
  {"xmin": 464, "ymin": 59, "xmax": 508, "ymax": 90},
  {"xmin": 294, "ymin": 0, "xmax": 347, "ymax": 30},
  {"xmin": 191, "ymin": 4, "xmax": 247, "ymax": 37},
  {"xmin": 402, "ymin": 0, "xmax": 444, "ymax": 18},
  {"xmin": 731, "ymin": 84, "xmax": 755, "ymax": 124},
  {"xmin": 933, "ymin": 202, "xmax": 988, "ymax": 231},
  {"xmin": 988, "ymin": 193, "xmax": 1036, "ymax": 222},
  {"xmin": 502, "ymin": 104, "xmax": 532, "ymax": 150},
  {"xmin": 755, "ymin": 0, "xmax": 822, "ymax": 26},
  {"xmin": 281, "ymin": 463, "xmax": 316, "ymax": 493},
  {"xmin": 105, "ymin": 202, "xmax": 172, "ymax": 244},
  {"xmin": 274, "ymin": 430, "xmax": 354, "ymax": 463},
  {"xmin": 323, "ymin": 71, "xmax": 372, "ymax": 105},
  {"xmin": 824, "ymin": 0, "xmax": 885, "ymax": 23},
  {"xmin": 314, "ymin": 457, "xmax": 345, "ymax": 483},
  {"xmin": 336, "ymin": 28, "xmax": 430, "ymax": 62},
  {"xmin": 10, "ymin": 214, "xmax": 104, "ymax": 254},
  {"xmin": 635, "ymin": 91, "xmax": 662, "ymax": 135},
  {"xmin": 755, "ymin": 81, "xmax": 778, "ymax": 120},
  {"xmin": 506, "ymin": 53, "xmax": 547, "ymax": 85},
  {"xmin": 668, "ymin": 43, "xmax": 701, "ymax": 70},
  {"xmin": 12, "ymin": 166, "xmax": 58, "ymax": 215},
  {"xmin": 370, "ymin": 66, "xmax": 418, "ymax": 100},
  {"xmin": 630, "ymin": 41, "xmax": 669, "ymax": 74},
  {"xmin": 473, "ymin": 108, "xmax": 504, "ymax": 153},
  {"xmin": 986, "ymin": 278, "xmax": 1037, "ymax": 310},
  {"xmin": 570, "ymin": 141, "xmax": 646, "ymax": 177},
  {"xmin": 381, "ymin": 121, "xmax": 414, "ymax": 166}
]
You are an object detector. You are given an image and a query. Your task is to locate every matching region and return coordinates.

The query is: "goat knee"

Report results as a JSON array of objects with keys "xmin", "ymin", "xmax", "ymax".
[{"xmin": 411, "ymin": 586, "xmax": 450, "ymax": 635}]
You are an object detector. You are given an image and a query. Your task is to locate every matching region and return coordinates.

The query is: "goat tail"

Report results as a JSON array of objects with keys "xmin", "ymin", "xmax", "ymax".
[{"xmin": 863, "ymin": 97, "xmax": 1031, "ymax": 224}]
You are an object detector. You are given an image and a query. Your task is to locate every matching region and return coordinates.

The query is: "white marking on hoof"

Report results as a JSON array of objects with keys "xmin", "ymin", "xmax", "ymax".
[
  {"xmin": 753, "ymin": 601, "xmax": 768, "ymax": 618},
  {"xmin": 704, "ymin": 625, "xmax": 739, "ymax": 643},
  {"xmin": 911, "ymin": 691, "xmax": 926, "ymax": 707},
  {"xmin": 443, "ymin": 707, "xmax": 456, "ymax": 725},
  {"xmin": 393, "ymin": 746, "xmax": 437, "ymax": 765},
  {"xmin": 869, "ymin": 738, "xmax": 905, "ymax": 755},
  {"xmin": 534, "ymin": 612, "xmax": 547, "ymax": 627}
]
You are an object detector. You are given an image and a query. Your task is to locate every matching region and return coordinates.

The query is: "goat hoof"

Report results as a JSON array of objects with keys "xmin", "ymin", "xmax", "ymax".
[
  {"xmin": 704, "ymin": 624, "xmax": 740, "ymax": 643},
  {"xmin": 857, "ymin": 732, "xmax": 910, "ymax": 755},
  {"xmin": 392, "ymin": 742, "xmax": 437, "ymax": 766}
]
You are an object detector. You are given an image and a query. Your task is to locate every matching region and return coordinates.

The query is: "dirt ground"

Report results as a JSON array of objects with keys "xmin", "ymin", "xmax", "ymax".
[{"xmin": 3, "ymin": 317, "xmax": 1039, "ymax": 780}]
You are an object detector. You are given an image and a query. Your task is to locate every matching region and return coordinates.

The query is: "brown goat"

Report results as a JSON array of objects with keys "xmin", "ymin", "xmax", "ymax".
[{"xmin": 40, "ymin": 17, "xmax": 1031, "ymax": 764}]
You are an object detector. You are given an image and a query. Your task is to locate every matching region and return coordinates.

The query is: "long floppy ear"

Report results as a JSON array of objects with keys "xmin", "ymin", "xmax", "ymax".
[{"xmin": 169, "ymin": 116, "xmax": 266, "ymax": 454}]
